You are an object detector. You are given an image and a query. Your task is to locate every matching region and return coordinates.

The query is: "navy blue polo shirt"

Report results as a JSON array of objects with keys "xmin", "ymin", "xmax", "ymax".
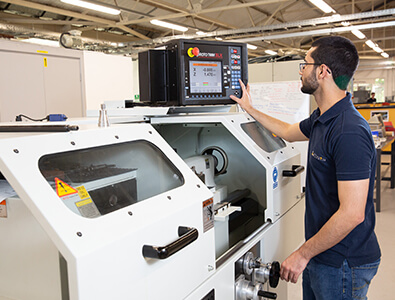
[{"xmin": 299, "ymin": 93, "xmax": 381, "ymax": 268}]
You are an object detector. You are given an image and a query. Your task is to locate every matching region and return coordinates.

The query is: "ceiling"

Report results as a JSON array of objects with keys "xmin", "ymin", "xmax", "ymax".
[{"xmin": 0, "ymin": 0, "xmax": 394, "ymax": 60}]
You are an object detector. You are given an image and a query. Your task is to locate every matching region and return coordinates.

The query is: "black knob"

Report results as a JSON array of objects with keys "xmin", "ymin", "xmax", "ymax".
[
  {"xmin": 269, "ymin": 261, "xmax": 281, "ymax": 288},
  {"xmin": 257, "ymin": 290, "xmax": 277, "ymax": 299}
]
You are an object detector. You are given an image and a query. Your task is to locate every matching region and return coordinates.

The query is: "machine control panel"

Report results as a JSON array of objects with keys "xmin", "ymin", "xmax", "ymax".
[
  {"xmin": 138, "ymin": 39, "xmax": 248, "ymax": 106},
  {"xmin": 183, "ymin": 43, "xmax": 246, "ymax": 101}
]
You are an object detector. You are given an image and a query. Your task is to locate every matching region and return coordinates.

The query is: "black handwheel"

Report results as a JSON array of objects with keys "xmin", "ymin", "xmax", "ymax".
[{"xmin": 269, "ymin": 261, "xmax": 281, "ymax": 288}]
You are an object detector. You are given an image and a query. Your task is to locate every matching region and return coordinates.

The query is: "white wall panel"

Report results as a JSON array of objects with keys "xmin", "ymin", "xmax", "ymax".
[{"xmin": 83, "ymin": 51, "xmax": 134, "ymax": 111}]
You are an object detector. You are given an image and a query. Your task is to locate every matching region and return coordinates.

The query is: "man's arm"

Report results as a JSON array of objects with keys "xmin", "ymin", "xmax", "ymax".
[
  {"xmin": 280, "ymin": 179, "xmax": 369, "ymax": 283},
  {"xmin": 230, "ymin": 80, "xmax": 308, "ymax": 142}
]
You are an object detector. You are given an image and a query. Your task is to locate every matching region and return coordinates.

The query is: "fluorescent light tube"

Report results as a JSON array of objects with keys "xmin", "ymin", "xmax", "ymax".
[
  {"xmin": 21, "ymin": 38, "xmax": 60, "ymax": 47},
  {"xmin": 196, "ymin": 31, "xmax": 206, "ymax": 35},
  {"xmin": 150, "ymin": 20, "xmax": 188, "ymax": 32},
  {"xmin": 309, "ymin": 0, "xmax": 336, "ymax": 13},
  {"xmin": 373, "ymin": 46, "xmax": 383, "ymax": 53},
  {"xmin": 381, "ymin": 52, "xmax": 389, "ymax": 58},
  {"xmin": 265, "ymin": 50, "xmax": 277, "ymax": 55},
  {"xmin": 351, "ymin": 29, "xmax": 366, "ymax": 39},
  {"xmin": 365, "ymin": 40, "xmax": 376, "ymax": 49},
  {"xmin": 247, "ymin": 44, "xmax": 258, "ymax": 50},
  {"xmin": 61, "ymin": 0, "xmax": 120, "ymax": 15}
]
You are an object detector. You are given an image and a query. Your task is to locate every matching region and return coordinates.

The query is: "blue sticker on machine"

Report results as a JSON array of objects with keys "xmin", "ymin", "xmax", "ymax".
[{"xmin": 273, "ymin": 167, "xmax": 278, "ymax": 189}]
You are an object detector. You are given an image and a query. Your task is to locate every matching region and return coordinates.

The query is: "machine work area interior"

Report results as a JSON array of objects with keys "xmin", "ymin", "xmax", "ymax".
[
  {"xmin": 38, "ymin": 140, "xmax": 184, "ymax": 218},
  {"xmin": 153, "ymin": 121, "xmax": 267, "ymax": 257}
]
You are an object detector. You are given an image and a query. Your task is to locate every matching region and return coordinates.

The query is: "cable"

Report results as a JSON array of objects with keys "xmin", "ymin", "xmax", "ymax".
[
  {"xmin": 15, "ymin": 114, "xmax": 47, "ymax": 122},
  {"xmin": 15, "ymin": 114, "xmax": 68, "ymax": 122}
]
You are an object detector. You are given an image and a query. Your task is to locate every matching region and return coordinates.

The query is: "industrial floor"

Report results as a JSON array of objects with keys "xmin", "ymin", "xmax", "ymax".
[{"xmin": 288, "ymin": 155, "xmax": 395, "ymax": 299}]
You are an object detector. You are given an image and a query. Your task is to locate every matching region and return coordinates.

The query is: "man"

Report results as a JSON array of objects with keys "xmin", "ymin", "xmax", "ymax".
[
  {"xmin": 367, "ymin": 92, "xmax": 377, "ymax": 103},
  {"xmin": 230, "ymin": 36, "xmax": 381, "ymax": 300}
]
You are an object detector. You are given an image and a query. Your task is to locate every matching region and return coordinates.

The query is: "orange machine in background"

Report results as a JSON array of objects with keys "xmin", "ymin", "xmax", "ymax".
[{"xmin": 355, "ymin": 104, "xmax": 395, "ymax": 151}]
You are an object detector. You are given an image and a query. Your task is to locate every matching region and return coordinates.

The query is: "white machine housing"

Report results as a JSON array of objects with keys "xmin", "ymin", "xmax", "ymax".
[
  {"xmin": 0, "ymin": 110, "xmax": 305, "ymax": 300},
  {"xmin": 0, "ymin": 123, "xmax": 216, "ymax": 300}
]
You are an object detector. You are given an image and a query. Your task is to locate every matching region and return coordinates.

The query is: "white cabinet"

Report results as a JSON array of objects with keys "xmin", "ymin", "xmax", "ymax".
[{"xmin": 0, "ymin": 40, "xmax": 85, "ymax": 122}]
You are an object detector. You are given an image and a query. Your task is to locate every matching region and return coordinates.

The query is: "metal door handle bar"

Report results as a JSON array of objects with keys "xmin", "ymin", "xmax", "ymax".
[
  {"xmin": 282, "ymin": 165, "xmax": 304, "ymax": 177},
  {"xmin": 142, "ymin": 226, "xmax": 199, "ymax": 259}
]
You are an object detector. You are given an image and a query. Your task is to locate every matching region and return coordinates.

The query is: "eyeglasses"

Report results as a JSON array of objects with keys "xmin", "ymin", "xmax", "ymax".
[{"xmin": 299, "ymin": 62, "xmax": 320, "ymax": 71}]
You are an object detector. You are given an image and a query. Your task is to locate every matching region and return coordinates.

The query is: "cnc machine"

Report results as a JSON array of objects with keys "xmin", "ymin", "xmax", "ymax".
[{"xmin": 0, "ymin": 39, "xmax": 304, "ymax": 300}]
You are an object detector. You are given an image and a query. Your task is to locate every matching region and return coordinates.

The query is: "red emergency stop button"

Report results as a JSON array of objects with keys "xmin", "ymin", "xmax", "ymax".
[
  {"xmin": 187, "ymin": 47, "xmax": 200, "ymax": 57},
  {"xmin": 192, "ymin": 47, "xmax": 200, "ymax": 56}
]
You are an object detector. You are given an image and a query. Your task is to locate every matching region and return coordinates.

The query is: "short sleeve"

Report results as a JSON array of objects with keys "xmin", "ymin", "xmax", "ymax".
[
  {"xmin": 299, "ymin": 109, "xmax": 319, "ymax": 139},
  {"xmin": 333, "ymin": 133, "xmax": 375, "ymax": 181}
]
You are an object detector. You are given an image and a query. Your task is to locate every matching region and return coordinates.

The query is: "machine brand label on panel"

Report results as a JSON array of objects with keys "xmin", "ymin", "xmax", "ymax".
[
  {"xmin": 203, "ymin": 198, "xmax": 214, "ymax": 232},
  {"xmin": 272, "ymin": 167, "xmax": 279, "ymax": 190},
  {"xmin": 55, "ymin": 177, "xmax": 78, "ymax": 197},
  {"xmin": 0, "ymin": 200, "xmax": 7, "ymax": 218}
]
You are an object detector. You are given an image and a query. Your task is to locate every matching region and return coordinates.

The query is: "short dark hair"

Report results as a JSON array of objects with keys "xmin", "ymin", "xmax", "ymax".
[{"xmin": 311, "ymin": 36, "xmax": 359, "ymax": 90}]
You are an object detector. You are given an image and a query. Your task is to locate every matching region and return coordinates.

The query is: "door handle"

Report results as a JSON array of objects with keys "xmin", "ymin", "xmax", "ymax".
[
  {"xmin": 142, "ymin": 226, "xmax": 199, "ymax": 259},
  {"xmin": 282, "ymin": 165, "xmax": 304, "ymax": 177}
]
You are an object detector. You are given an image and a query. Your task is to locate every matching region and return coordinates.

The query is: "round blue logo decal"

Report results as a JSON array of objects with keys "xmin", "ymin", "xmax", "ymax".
[{"xmin": 272, "ymin": 167, "xmax": 279, "ymax": 189}]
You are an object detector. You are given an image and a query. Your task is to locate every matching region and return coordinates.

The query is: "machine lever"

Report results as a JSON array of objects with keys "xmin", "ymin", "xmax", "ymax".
[
  {"xmin": 257, "ymin": 290, "xmax": 277, "ymax": 299},
  {"xmin": 142, "ymin": 226, "xmax": 198, "ymax": 259},
  {"xmin": 282, "ymin": 165, "xmax": 304, "ymax": 177}
]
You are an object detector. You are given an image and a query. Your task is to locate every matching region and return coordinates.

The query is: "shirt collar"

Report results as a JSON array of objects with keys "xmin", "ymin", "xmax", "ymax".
[{"xmin": 317, "ymin": 92, "xmax": 353, "ymax": 124}]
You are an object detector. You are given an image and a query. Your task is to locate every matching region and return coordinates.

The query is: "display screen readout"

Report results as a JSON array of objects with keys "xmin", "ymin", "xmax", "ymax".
[{"xmin": 189, "ymin": 61, "xmax": 222, "ymax": 93}]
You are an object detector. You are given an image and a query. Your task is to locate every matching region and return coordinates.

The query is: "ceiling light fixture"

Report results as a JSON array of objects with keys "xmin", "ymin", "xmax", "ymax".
[
  {"xmin": 381, "ymin": 52, "xmax": 389, "ymax": 58},
  {"xmin": 351, "ymin": 29, "xmax": 366, "ymax": 39},
  {"xmin": 365, "ymin": 40, "xmax": 376, "ymax": 49},
  {"xmin": 150, "ymin": 20, "xmax": 188, "ymax": 32},
  {"xmin": 21, "ymin": 38, "xmax": 60, "ymax": 47},
  {"xmin": 265, "ymin": 49, "xmax": 277, "ymax": 55},
  {"xmin": 61, "ymin": 0, "xmax": 120, "ymax": 15},
  {"xmin": 247, "ymin": 44, "xmax": 258, "ymax": 50},
  {"xmin": 196, "ymin": 31, "xmax": 206, "ymax": 35},
  {"xmin": 373, "ymin": 46, "xmax": 383, "ymax": 53},
  {"xmin": 308, "ymin": 0, "xmax": 336, "ymax": 14}
]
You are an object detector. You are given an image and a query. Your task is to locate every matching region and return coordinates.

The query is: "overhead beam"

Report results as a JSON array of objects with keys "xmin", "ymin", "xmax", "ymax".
[
  {"xmin": 236, "ymin": 20, "xmax": 395, "ymax": 42},
  {"xmin": 1, "ymin": 0, "xmax": 150, "ymax": 39},
  {"xmin": 118, "ymin": 0, "xmax": 289, "ymax": 26}
]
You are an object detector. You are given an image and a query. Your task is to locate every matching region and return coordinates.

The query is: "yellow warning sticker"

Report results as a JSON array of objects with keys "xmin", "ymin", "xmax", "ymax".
[
  {"xmin": 76, "ymin": 186, "xmax": 90, "ymax": 200},
  {"xmin": 37, "ymin": 50, "xmax": 48, "ymax": 54},
  {"xmin": 75, "ymin": 198, "xmax": 93, "ymax": 207},
  {"xmin": 55, "ymin": 177, "xmax": 78, "ymax": 197},
  {"xmin": 43, "ymin": 57, "xmax": 48, "ymax": 67}
]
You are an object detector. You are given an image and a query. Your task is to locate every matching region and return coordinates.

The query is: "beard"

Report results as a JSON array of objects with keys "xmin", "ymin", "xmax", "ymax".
[{"xmin": 301, "ymin": 71, "xmax": 319, "ymax": 95}]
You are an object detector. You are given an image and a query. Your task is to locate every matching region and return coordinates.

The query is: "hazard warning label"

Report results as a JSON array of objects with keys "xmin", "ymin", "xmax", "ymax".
[
  {"xmin": 55, "ymin": 177, "xmax": 78, "ymax": 197},
  {"xmin": 0, "ymin": 200, "xmax": 7, "ymax": 218}
]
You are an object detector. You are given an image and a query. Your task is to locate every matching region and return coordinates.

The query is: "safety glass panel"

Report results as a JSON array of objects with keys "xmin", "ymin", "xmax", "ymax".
[
  {"xmin": 39, "ymin": 140, "xmax": 184, "ymax": 218},
  {"xmin": 241, "ymin": 121, "xmax": 286, "ymax": 153}
]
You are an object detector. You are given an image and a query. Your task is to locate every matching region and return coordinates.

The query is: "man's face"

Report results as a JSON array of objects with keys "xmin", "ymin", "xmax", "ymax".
[{"xmin": 300, "ymin": 48, "xmax": 319, "ymax": 95}]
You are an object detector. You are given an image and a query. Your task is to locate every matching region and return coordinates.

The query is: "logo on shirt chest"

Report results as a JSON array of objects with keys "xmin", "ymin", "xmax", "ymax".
[{"xmin": 311, "ymin": 150, "xmax": 327, "ymax": 162}]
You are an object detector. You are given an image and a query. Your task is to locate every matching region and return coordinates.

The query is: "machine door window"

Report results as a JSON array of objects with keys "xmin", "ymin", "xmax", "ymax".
[
  {"xmin": 241, "ymin": 121, "xmax": 286, "ymax": 153},
  {"xmin": 38, "ymin": 140, "xmax": 184, "ymax": 218}
]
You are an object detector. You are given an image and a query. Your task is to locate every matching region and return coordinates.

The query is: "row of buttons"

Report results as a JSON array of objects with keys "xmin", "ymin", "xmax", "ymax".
[{"xmin": 191, "ymin": 94, "xmax": 223, "ymax": 98}]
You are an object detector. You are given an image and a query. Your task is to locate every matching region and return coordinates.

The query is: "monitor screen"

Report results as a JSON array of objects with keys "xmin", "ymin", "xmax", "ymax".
[{"xmin": 189, "ymin": 60, "xmax": 222, "ymax": 94}]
